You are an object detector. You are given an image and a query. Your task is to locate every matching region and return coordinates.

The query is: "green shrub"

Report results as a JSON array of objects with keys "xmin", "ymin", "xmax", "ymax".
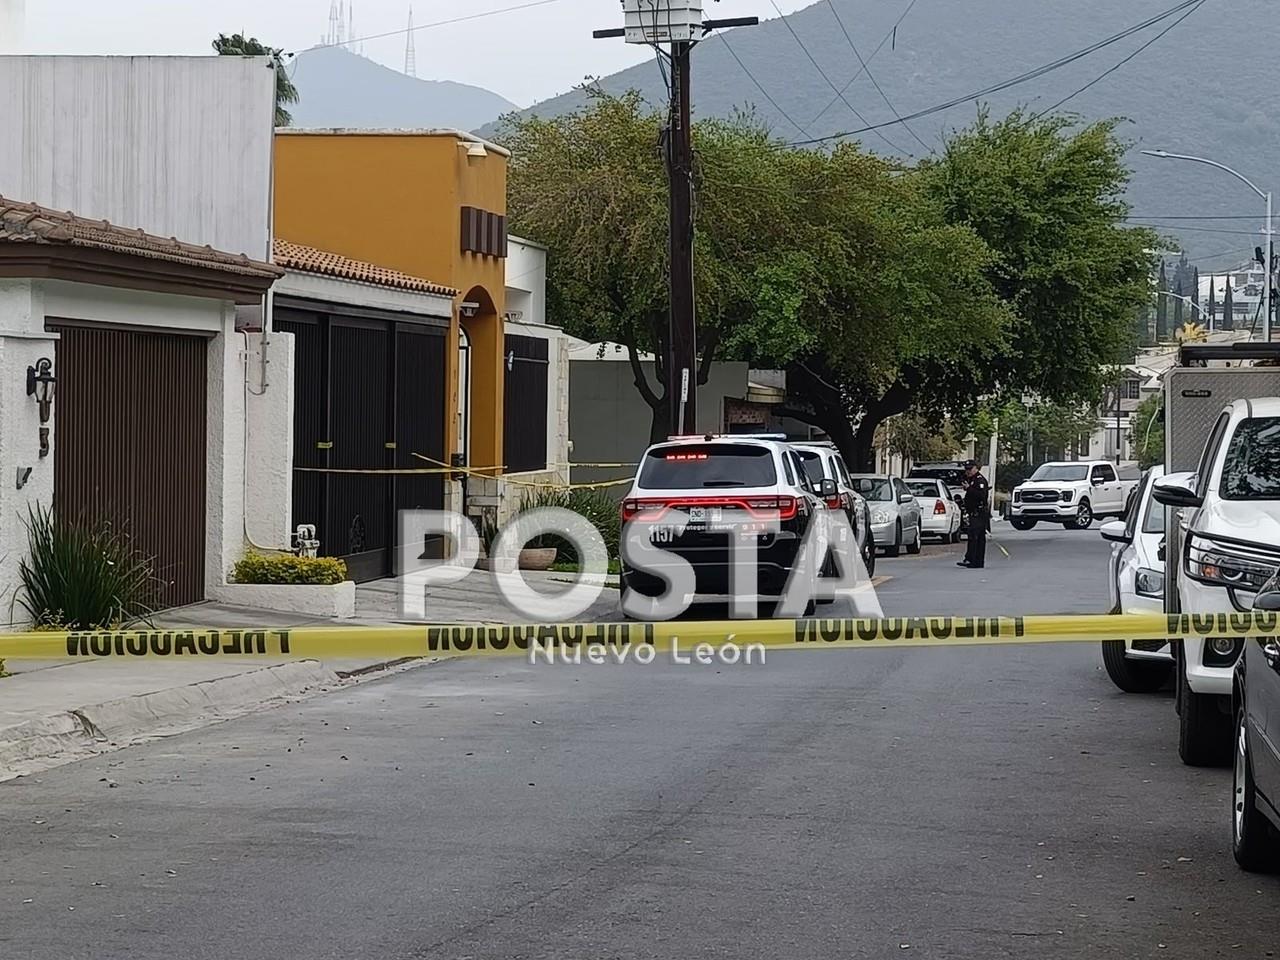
[
  {"xmin": 515, "ymin": 486, "xmax": 621, "ymax": 563},
  {"xmin": 15, "ymin": 504, "xmax": 156, "ymax": 630},
  {"xmin": 231, "ymin": 552, "xmax": 348, "ymax": 585}
]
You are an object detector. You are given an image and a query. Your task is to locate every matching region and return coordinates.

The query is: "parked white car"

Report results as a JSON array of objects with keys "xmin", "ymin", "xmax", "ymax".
[
  {"xmin": 850, "ymin": 475, "xmax": 923, "ymax": 558},
  {"xmin": 905, "ymin": 477, "xmax": 962, "ymax": 543},
  {"xmin": 1154, "ymin": 398, "xmax": 1280, "ymax": 766},
  {"xmin": 1009, "ymin": 460, "xmax": 1137, "ymax": 531},
  {"xmin": 1099, "ymin": 466, "xmax": 1173, "ymax": 692}
]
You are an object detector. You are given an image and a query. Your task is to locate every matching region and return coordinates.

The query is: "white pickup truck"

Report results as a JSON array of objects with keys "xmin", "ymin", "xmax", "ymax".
[
  {"xmin": 1009, "ymin": 460, "xmax": 1138, "ymax": 531},
  {"xmin": 1155, "ymin": 396, "xmax": 1280, "ymax": 766}
]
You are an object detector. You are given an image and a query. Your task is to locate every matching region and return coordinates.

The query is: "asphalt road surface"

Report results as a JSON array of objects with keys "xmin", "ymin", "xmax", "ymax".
[{"xmin": 4, "ymin": 524, "xmax": 1278, "ymax": 959}]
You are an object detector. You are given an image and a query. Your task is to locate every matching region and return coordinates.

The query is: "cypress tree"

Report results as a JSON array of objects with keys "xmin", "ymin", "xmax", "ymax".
[
  {"xmin": 1156, "ymin": 261, "xmax": 1170, "ymax": 341},
  {"xmin": 1222, "ymin": 280, "xmax": 1235, "ymax": 331},
  {"xmin": 1208, "ymin": 275, "xmax": 1217, "ymax": 329}
]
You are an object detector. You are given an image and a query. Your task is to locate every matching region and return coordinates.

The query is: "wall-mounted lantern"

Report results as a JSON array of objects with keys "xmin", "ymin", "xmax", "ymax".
[{"xmin": 26, "ymin": 357, "xmax": 55, "ymax": 458}]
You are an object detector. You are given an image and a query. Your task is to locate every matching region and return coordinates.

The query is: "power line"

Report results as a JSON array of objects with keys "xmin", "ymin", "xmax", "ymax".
[
  {"xmin": 1033, "ymin": 0, "xmax": 1208, "ymax": 117},
  {"xmin": 788, "ymin": 0, "xmax": 1204, "ymax": 147},
  {"xmin": 295, "ymin": 0, "xmax": 564, "ymax": 55},
  {"xmin": 718, "ymin": 31, "xmax": 812, "ymax": 139},
  {"xmin": 823, "ymin": 0, "xmax": 933, "ymax": 154},
  {"xmin": 809, "ymin": 0, "xmax": 920, "ymax": 129},
  {"xmin": 767, "ymin": 0, "xmax": 911, "ymax": 156}
]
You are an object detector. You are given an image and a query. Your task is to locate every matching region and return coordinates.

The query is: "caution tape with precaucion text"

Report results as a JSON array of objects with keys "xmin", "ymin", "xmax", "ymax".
[{"xmin": 0, "ymin": 612, "xmax": 1276, "ymax": 662}]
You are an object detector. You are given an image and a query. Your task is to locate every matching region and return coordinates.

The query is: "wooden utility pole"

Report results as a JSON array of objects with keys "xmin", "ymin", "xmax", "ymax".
[
  {"xmin": 594, "ymin": 4, "xmax": 758, "ymax": 436},
  {"xmin": 667, "ymin": 39, "xmax": 696, "ymax": 434}
]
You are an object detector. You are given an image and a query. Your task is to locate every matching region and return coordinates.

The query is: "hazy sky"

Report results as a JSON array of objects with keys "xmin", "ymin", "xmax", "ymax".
[{"xmin": 19, "ymin": 0, "xmax": 815, "ymax": 107}]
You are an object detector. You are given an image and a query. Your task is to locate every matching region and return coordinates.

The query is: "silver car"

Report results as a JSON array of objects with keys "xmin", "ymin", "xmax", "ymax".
[{"xmin": 850, "ymin": 474, "xmax": 923, "ymax": 557}]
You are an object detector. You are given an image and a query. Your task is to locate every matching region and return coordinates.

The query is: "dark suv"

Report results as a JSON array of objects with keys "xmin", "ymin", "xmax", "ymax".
[{"xmin": 1232, "ymin": 574, "xmax": 1280, "ymax": 871}]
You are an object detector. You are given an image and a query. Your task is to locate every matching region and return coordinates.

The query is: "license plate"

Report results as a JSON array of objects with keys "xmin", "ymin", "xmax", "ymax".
[{"xmin": 686, "ymin": 506, "xmax": 723, "ymax": 523}]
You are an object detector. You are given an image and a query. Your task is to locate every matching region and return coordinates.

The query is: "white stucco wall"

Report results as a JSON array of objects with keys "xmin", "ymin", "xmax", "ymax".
[
  {"xmin": 0, "ymin": 277, "xmax": 297, "ymax": 623},
  {"xmin": 505, "ymin": 236, "xmax": 547, "ymax": 327},
  {"xmin": 0, "ymin": 280, "xmax": 56, "ymax": 627}
]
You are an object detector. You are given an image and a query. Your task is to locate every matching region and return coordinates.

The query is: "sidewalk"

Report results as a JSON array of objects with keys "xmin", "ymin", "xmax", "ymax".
[{"xmin": 0, "ymin": 568, "xmax": 621, "ymax": 781}]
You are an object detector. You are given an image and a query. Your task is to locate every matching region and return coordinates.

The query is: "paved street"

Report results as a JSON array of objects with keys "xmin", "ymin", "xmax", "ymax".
[{"xmin": 3, "ymin": 525, "xmax": 1276, "ymax": 960}]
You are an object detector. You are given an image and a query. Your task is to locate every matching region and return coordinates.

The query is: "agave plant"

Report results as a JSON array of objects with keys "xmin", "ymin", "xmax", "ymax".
[{"xmin": 14, "ymin": 504, "xmax": 157, "ymax": 630}]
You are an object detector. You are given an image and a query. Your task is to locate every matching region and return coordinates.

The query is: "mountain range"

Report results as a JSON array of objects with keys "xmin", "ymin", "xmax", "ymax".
[
  {"xmin": 288, "ymin": 44, "xmax": 516, "ymax": 133},
  {"xmin": 484, "ymin": 0, "xmax": 1280, "ymax": 268}
]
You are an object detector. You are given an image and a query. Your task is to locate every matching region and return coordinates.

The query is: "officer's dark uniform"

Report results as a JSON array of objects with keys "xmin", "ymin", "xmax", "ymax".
[{"xmin": 959, "ymin": 465, "xmax": 990, "ymax": 569}]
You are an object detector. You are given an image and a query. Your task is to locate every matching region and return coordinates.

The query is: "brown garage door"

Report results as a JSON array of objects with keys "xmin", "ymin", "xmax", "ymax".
[{"xmin": 52, "ymin": 324, "xmax": 208, "ymax": 609}]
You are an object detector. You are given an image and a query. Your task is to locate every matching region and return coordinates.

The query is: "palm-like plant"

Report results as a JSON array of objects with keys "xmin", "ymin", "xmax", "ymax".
[{"xmin": 212, "ymin": 33, "xmax": 299, "ymax": 127}]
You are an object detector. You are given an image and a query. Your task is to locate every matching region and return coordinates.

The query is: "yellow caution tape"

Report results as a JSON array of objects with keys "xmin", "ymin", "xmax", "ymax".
[{"xmin": 1, "ymin": 612, "xmax": 1274, "ymax": 662}]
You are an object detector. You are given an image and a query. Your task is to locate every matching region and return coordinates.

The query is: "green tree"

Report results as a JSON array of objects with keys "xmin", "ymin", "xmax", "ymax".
[
  {"xmin": 213, "ymin": 33, "xmax": 299, "ymax": 127},
  {"xmin": 503, "ymin": 93, "xmax": 1000, "ymax": 446},
  {"xmin": 1222, "ymin": 279, "xmax": 1235, "ymax": 331},
  {"xmin": 1156, "ymin": 261, "xmax": 1169, "ymax": 341},
  {"xmin": 827, "ymin": 110, "xmax": 1159, "ymax": 469},
  {"xmin": 875, "ymin": 414, "xmax": 964, "ymax": 467},
  {"xmin": 1129, "ymin": 392, "xmax": 1164, "ymax": 469}
]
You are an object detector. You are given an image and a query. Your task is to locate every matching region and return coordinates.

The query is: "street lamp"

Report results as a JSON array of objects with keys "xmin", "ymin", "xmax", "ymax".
[
  {"xmin": 1158, "ymin": 290, "xmax": 1213, "ymax": 331},
  {"xmin": 1141, "ymin": 150, "xmax": 1273, "ymax": 342}
]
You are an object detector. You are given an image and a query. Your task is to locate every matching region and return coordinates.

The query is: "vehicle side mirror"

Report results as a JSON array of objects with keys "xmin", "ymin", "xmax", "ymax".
[
  {"xmin": 1253, "ymin": 591, "xmax": 1280, "ymax": 612},
  {"xmin": 1099, "ymin": 520, "xmax": 1130, "ymax": 544},
  {"xmin": 1158, "ymin": 539, "xmax": 1166, "ymax": 563},
  {"xmin": 1152, "ymin": 473, "xmax": 1202, "ymax": 509},
  {"xmin": 898, "ymin": 492, "xmax": 914, "ymax": 504},
  {"xmin": 819, "ymin": 478, "xmax": 838, "ymax": 498}
]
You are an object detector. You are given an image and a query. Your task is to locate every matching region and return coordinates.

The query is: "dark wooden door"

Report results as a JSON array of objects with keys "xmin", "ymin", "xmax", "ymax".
[{"xmin": 52, "ymin": 324, "xmax": 208, "ymax": 609}]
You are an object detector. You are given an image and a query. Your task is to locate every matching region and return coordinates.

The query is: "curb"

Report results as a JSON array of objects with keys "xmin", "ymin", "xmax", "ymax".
[{"xmin": 0, "ymin": 660, "xmax": 341, "ymax": 782}]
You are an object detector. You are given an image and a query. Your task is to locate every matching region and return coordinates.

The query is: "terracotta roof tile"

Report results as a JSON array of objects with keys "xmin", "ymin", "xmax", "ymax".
[
  {"xmin": 273, "ymin": 239, "xmax": 458, "ymax": 297},
  {"xmin": 0, "ymin": 196, "xmax": 282, "ymax": 279}
]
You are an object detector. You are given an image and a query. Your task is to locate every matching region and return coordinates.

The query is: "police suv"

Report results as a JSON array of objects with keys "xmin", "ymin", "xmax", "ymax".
[{"xmin": 619, "ymin": 435, "xmax": 830, "ymax": 614}]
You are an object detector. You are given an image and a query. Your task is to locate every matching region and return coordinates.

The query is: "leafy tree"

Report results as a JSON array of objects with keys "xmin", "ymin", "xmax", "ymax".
[
  {"xmin": 1129, "ymin": 392, "xmax": 1164, "ymax": 469},
  {"xmin": 875, "ymin": 414, "xmax": 964, "ymax": 468},
  {"xmin": 1156, "ymin": 261, "xmax": 1169, "ymax": 341},
  {"xmin": 503, "ymin": 93, "xmax": 1003, "ymax": 447},
  {"xmin": 213, "ymin": 33, "xmax": 299, "ymax": 127},
  {"xmin": 826, "ymin": 110, "xmax": 1159, "ymax": 469}
]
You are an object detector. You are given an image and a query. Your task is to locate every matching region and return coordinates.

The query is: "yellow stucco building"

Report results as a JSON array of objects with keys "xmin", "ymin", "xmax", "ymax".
[{"xmin": 273, "ymin": 129, "xmax": 509, "ymax": 475}]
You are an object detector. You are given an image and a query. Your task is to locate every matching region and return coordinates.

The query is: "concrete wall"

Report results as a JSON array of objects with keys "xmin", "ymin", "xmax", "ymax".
[
  {"xmin": 0, "ymin": 56, "xmax": 275, "ymax": 259},
  {"xmin": 568, "ymin": 360, "xmax": 750, "ymax": 492}
]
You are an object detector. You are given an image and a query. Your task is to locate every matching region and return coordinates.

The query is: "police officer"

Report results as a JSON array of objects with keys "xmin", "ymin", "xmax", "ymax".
[{"xmin": 957, "ymin": 459, "xmax": 990, "ymax": 569}]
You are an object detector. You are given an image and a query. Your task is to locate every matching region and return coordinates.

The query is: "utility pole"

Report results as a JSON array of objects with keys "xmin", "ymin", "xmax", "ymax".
[{"xmin": 594, "ymin": 2, "xmax": 758, "ymax": 435}]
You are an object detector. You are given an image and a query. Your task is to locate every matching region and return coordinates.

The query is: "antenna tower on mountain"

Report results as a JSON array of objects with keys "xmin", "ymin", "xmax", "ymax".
[{"xmin": 404, "ymin": 5, "xmax": 417, "ymax": 77}]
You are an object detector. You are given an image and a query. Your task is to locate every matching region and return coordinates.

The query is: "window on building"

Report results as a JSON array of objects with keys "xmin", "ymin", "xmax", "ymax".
[{"xmin": 1123, "ymin": 379, "xmax": 1141, "ymax": 400}]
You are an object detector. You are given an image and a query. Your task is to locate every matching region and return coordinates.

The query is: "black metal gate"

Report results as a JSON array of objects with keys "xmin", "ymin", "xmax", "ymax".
[
  {"xmin": 275, "ymin": 306, "xmax": 447, "ymax": 582},
  {"xmin": 503, "ymin": 333, "xmax": 549, "ymax": 473}
]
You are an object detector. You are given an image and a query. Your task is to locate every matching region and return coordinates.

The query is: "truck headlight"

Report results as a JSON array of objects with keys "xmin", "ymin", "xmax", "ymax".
[
  {"xmin": 1060, "ymin": 490, "xmax": 1073, "ymax": 503},
  {"xmin": 1186, "ymin": 536, "xmax": 1278, "ymax": 592},
  {"xmin": 1012, "ymin": 489, "xmax": 1022, "ymax": 503},
  {"xmin": 1134, "ymin": 567, "xmax": 1164, "ymax": 599}
]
